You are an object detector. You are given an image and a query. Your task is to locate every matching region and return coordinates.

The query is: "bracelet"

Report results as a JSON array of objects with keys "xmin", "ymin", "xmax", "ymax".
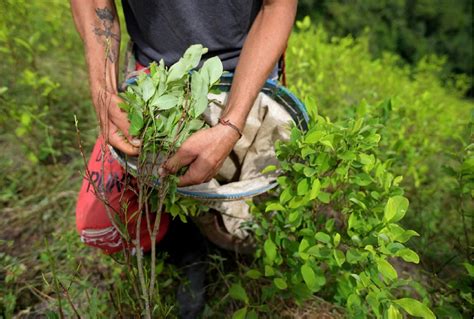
[{"xmin": 218, "ymin": 118, "xmax": 243, "ymax": 139}]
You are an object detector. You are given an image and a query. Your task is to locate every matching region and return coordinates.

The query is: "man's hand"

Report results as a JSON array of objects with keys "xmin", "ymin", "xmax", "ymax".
[
  {"xmin": 161, "ymin": 124, "xmax": 240, "ymax": 186},
  {"xmin": 92, "ymin": 87, "xmax": 140, "ymax": 156},
  {"xmin": 161, "ymin": 0, "xmax": 296, "ymax": 187}
]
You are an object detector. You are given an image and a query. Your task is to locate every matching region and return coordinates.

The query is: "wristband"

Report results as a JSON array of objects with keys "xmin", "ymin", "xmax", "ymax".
[{"xmin": 218, "ymin": 118, "xmax": 243, "ymax": 139}]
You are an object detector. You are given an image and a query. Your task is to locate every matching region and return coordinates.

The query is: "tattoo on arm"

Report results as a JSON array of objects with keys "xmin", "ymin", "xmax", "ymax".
[{"xmin": 93, "ymin": 7, "xmax": 119, "ymax": 63}]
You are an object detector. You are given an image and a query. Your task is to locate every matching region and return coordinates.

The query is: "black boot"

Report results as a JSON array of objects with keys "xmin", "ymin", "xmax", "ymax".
[
  {"xmin": 158, "ymin": 218, "xmax": 208, "ymax": 319},
  {"xmin": 176, "ymin": 247, "xmax": 207, "ymax": 319}
]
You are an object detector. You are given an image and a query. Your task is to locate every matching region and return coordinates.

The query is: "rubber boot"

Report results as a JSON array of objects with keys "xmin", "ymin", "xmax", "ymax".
[{"xmin": 159, "ymin": 218, "xmax": 208, "ymax": 319}]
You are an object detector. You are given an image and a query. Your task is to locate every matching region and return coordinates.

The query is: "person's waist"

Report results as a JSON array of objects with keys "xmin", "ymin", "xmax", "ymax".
[{"xmin": 134, "ymin": 61, "xmax": 278, "ymax": 81}]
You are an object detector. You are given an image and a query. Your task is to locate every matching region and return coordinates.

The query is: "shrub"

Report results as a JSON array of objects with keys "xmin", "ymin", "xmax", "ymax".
[
  {"xmin": 287, "ymin": 20, "xmax": 472, "ymax": 269},
  {"xmin": 240, "ymin": 103, "xmax": 435, "ymax": 318},
  {"xmin": 296, "ymin": 0, "xmax": 473, "ymax": 94}
]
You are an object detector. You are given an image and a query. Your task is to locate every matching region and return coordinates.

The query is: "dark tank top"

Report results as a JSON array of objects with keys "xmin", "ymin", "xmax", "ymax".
[{"xmin": 122, "ymin": 0, "xmax": 262, "ymax": 71}]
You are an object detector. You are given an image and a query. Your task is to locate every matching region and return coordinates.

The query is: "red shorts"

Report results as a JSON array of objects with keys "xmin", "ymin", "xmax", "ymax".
[
  {"xmin": 76, "ymin": 62, "xmax": 176, "ymax": 253},
  {"xmin": 75, "ymin": 137, "xmax": 170, "ymax": 254}
]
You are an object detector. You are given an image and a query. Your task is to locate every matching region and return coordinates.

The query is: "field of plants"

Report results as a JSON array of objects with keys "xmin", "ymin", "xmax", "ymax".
[{"xmin": 0, "ymin": 1, "xmax": 472, "ymax": 318}]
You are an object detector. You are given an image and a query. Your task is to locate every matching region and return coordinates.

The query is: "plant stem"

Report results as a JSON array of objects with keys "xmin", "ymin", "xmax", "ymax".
[{"xmin": 135, "ymin": 184, "xmax": 151, "ymax": 319}]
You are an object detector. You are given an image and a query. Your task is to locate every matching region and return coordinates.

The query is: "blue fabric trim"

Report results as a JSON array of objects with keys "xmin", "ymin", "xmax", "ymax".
[
  {"xmin": 278, "ymin": 85, "xmax": 310, "ymax": 124},
  {"xmin": 176, "ymin": 182, "xmax": 278, "ymax": 200}
]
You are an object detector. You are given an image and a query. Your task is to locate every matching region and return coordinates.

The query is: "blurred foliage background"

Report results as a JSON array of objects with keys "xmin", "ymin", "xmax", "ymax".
[
  {"xmin": 0, "ymin": 0, "xmax": 472, "ymax": 317},
  {"xmin": 297, "ymin": 0, "xmax": 473, "ymax": 96}
]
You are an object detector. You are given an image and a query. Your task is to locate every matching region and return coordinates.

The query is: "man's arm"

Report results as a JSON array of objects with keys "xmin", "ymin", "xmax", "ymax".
[
  {"xmin": 70, "ymin": 0, "xmax": 139, "ymax": 155},
  {"xmin": 163, "ymin": 0, "xmax": 298, "ymax": 186},
  {"xmin": 220, "ymin": 0, "xmax": 298, "ymax": 130}
]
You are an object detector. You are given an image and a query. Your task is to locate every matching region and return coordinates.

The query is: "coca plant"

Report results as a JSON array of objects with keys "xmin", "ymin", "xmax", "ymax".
[
  {"xmin": 238, "ymin": 102, "xmax": 435, "ymax": 318},
  {"xmin": 120, "ymin": 44, "xmax": 223, "ymax": 217},
  {"xmin": 116, "ymin": 44, "xmax": 222, "ymax": 318}
]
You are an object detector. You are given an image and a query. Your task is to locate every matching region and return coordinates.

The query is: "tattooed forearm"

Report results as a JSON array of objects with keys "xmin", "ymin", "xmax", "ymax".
[{"xmin": 93, "ymin": 7, "xmax": 119, "ymax": 63}]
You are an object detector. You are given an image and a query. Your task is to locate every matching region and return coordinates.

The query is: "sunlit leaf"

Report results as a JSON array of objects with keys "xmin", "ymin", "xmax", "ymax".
[
  {"xmin": 232, "ymin": 307, "xmax": 247, "ymax": 319},
  {"xmin": 377, "ymin": 259, "xmax": 397, "ymax": 281},
  {"xmin": 201, "ymin": 56, "xmax": 223, "ymax": 85},
  {"xmin": 394, "ymin": 298, "xmax": 435, "ymax": 319},
  {"xmin": 384, "ymin": 196, "xmax": 409, "ymax": 223},
  {"xmin": 229, "ymin": 283, "xmax": 249, "ymax": 304},
  {"xmin": 264, "ymin": 238, "xmax": 277, "ymax": 264},
  {"xmin": 273, "ymin": 277, "xmax": 288, "ymax": 290}
]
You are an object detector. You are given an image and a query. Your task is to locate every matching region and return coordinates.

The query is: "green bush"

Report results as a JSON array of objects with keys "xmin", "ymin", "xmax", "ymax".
[
  {"xmin": 271, "ymin": 20, "xmax": 473, "ymax": 316},
  {"xmin": 245, "ymin": 105, "xmax": 435, "ymax": 318},
  {"xmin": 287, "ymin": 21, "xmax": 472, "ymax": 264},
  {"xmin": 296, "ymin": 0, "xmax": 473, "ymax": 94},
  {"xmin": 226, "ymin": 21, "xmax": 472, "ymax": 317}
]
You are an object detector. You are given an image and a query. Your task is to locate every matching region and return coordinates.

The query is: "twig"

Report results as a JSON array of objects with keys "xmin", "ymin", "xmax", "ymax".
[
  {"xmin": 135, "ymin": 184, "xmax": 151, "ymax": 319},
  {"xmin": 59, "ymin": 281, "xmax": 81, "ymax": 319}
]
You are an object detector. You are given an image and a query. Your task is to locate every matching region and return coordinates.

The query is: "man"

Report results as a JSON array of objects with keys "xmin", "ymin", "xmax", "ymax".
[{"xmin": 71, "ymin": 0, "xmax": 296, "ymax": 316}]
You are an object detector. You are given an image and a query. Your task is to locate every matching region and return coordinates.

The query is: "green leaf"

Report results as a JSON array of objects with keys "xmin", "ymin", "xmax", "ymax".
[
  {"xmin": 183, "ymin": 44, "xmax": 207, "ymax": 69},
  {"xmin": 384, "ymin": 196, "xmax": 409, "ymax": 223},
  {"xmin": 288, "ymin": 195, "xmax": 308, "ymax": 209},
  {"xmin": 314, "ymin": 232, "xmax": 331, "ymax": 244},
  {"xmin": 384, "ymin": 223, "xmax": 419, "ymax": 243},
  {"xmin": 394, "ymin": 298, "xmax": 435, "ymax": 319},
  {"xmin": 129, "ymin": 109, "xmax": 144, "ymax": 136},
  {"xmin": 201, "ymin": 56, "xmax": 223, "ymax": 85},
  {"xmin": 304, "ymin": 130, "xmax": 324, "ymax": 144},
  {"xmin": 262, "ymin": 165, "xmax": 277, "ymax": 174},
  {"xmin": 167, "ymin": 44, "xmax": 205, "ymax": 83},
  {"xmin": 118, "ymin": 101, "xmax": 130, "ymax": 112},
  {"xmin": 186, "ymin": 119, "xmax": 205, "ymax": 132},
  {"xmin": 463, "ymin": 262, "xmax": 474, "ymax": 277},
  {"xmin": 317, "ymin": 192, "xmax": 331, "ymax": 204},
  {"xmin": 349, "ymin": 196, "xmax": 367, "ymax": 210},
  {"xmin": 141, "ymin": 77, "xmax": 156, "ymax": 102},
  {"xmin": 191, "ymin": 71, "xmax": 209, "ymax": 117},
  {"xmin": 247, "ymin": 310, "xmax": 258, "ymax": 319},
  {"xmin": 333, "ymin": 249, "xmax": 345, "ymax": 266},
  {"xmin": 296, "ymin": 16, "xmax": 311, "ymax": 30},
  {"xmin": 265, "ymin": 203, "xmax": 285, "ymax": 212},
  {"xmin": 346, "ymin": 249, "xmax": 363, "ymax": 264},
  {"xmin": 367, "ymin": 292, "xmax": 381, "ymax": 317},
  {"xmin": 434, "ymin": 304, "xmax": 463, "ymax": 319},
  {"xmin": 377, "ymin": 259, "xmax": 398, "ymax": 281},
  {"xmin": 387, "ymin": 305, "xmax": 402, "ymax": 319},
  {"xmin": 287, "ymin": 212, "xmax": 298, "ymax": 223},
  {"xmin": 297, "ymin": 178, "xmax": 309, "ymax": 195},
  {"xmin": 320, "ymin": 134, "xmax": 335, "ymax": 150},
  {"xmin": 273, "ymin": 277, "xmax": 288, "ymax": 290},
  {"xmin": 229, "ymin": 283, "xmax": 249, "ymax": 304},
  {"xmin": 309, "ymin": 178, "xmax": 321, "ymax": 200},
  {"xmin": 359, "ymin": 153, "xmax": 375, "ymax": 169},
  {"xmin": 167, "ymin": 60, "xmax": 187, "ymax": 83},
  {"xmin": 301, "ymin": 146, "xmax": 316, "ymax": 158},
  {"xmin": 395, "ymin": 248, "xmax": 420, "ymax": 264},
  {"xmin": 245, "ymin": 269, "xmax": 262, "ymax": 279},
  {"xmin": 279, "ymin": 188, "xmax": 292, "ymax": 204},
  {"xmin": 333, "ymin": 233, "xmax": 341, "ymax": 247},
  {"xmin": 191, "ymin": 70, "xmax": 206, "ymax": 98},
  {"xmin": 232, "ymin": 307, "xmax": 247, "ymax": 319},
  {"xmin": 303, "ymin": 166, "xmax": 316, "ymax": 177},
  {"xmin": 264, "ymin": 238, "xmax": 277, "ymax": 263},
  {"xmin": 300, "ymin": 263, "xmax": 322, "ymax": 291},
  {"xmin": 299, "ymin": 238, "xmax": 310, "ymax": 253},
  {"xmin": 264, "ymin": 265, "xmax": 275, "ymax": 276},
  {"xmin": 150, "ymin": 94, "xmax": 179, "ymax": 110}
]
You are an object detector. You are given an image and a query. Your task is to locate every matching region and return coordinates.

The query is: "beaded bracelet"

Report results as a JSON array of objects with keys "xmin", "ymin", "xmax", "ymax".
[{"xmin": 218, "ymin": 118, "xmax": 243, "ymax": 139}]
